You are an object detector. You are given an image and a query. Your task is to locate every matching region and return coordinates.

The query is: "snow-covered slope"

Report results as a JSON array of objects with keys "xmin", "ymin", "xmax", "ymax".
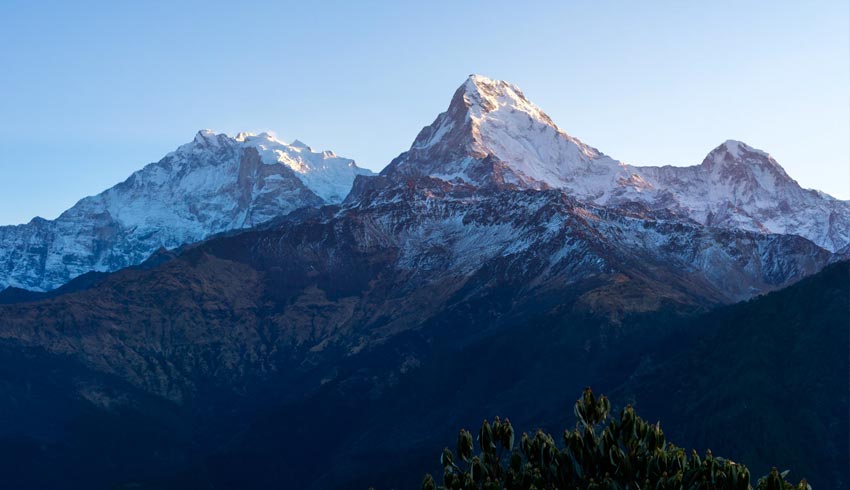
[
  {"xmin": 383, "ymin": 75, "xmax": 627, "ymax": 190},
  {"xmin": 235, "ymin": 131, "xmax": 369, "ymax": 203},
  {"xmin": 2, "ymin": 74, "xmax": 845, "ymax": 291},
  {"xmin": 638, "ymin": 140, "xmax": 850, "ymax": 252},
  {"xmin": 0, "ymin": 130, "xmax": 373, "ymax": 291},
  {"xmin": 382, "ymin": 74, "xmax": 850, "ymax": 252}
]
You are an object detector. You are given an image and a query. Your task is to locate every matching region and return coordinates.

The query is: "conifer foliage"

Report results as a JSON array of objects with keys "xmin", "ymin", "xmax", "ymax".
[{"xmin": 422, "ymin": 388, "xmax": 809, "ymax": 490}]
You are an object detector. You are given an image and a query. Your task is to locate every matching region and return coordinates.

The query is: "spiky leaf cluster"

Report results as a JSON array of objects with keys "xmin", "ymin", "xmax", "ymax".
[{"xmin": 422, "ymin": 388, "xmax": 808, "ymax": 490}]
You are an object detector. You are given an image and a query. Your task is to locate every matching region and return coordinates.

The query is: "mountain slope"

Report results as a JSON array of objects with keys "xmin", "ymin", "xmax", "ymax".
[
  {"xmin": 0, "ymin": 220, "xmax": 836, "ymax": 490},
  {"xmin": 0, "ymin": 130, "xmax": 373, "ymax": 291},
  {"xmin": 0, "ymin": 186, "xmax": 837, "ymax": 489},
  {"xmin": 615, "ymin": 260, "xmax": 849, "ymax": 489},
  {"xmin": 0, "ymin": 177, "xmax": 832, "ymax": 397},
  {"xmin": 639, "ymin": 140, "xmax": 850, "ymax": 252},
  {"xmin": 382, "ymin": 75, "xmax": 850, "ymax": 251}
]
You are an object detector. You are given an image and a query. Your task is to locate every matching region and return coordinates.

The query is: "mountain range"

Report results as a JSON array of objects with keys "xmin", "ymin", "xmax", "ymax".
[
  {"xmin": 0, "ymin": 74, "xmax": 846, "ymax": 489},
  {"xmin": 385, "ymin": 75, "xmax": 849, "ymax": 252}
]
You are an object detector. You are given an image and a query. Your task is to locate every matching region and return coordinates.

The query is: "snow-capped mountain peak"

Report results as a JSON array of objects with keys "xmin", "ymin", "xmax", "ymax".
[
  {"xmin": 703, "ymin": 140, "xmax": 786, "ymax": 174},
  {"xmin": 229, "ymin": 130, "xmax": 372, "ymax": 201},
  {"xmin": 174, "ymin": 129, "xmax": 239, "ymax": 156},
  {"xmin": 690, "ymin": 139, "xmax": 798, "ymax": 204},
  {"xmin": 378, "ymin": 75, "xmax": 850, "ymax": 252},
  {"xmin": 717, "ymin": 139, "xmax": 765, "ymax": 158},
  {"xmin": 191, "ymin": 128, "xmax": 228, "ymax": 147},
  {"xmin": 174, "ymin": 129, "xmax": 373, "ymax": 202},
  {"xmin": 0, "ymin": 130, "xmax": 373, "ymax": 291},
  {"xmin": 702, "ymin": 140, "xmax": 792, "ymax": 180},
  {"xmin": 290, "ymin": 139, "xmax": 310, "ymax": 150},
  {"xmin": 459, "ymin": 74, "xmax": 557, "ymax": 129},
  {"xmin": 385, "ymin": 74, "xmax": 613, "ymax": 189}
]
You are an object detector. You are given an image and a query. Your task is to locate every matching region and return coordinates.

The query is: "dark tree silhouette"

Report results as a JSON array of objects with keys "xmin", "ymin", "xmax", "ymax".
[{"xmin": 421, "ymin": 388, "xmax": 809, "ymax": 490}]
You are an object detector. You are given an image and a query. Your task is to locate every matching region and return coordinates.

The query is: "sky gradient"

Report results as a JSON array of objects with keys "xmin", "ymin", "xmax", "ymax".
[{"xmin": 1, "ymin": 0, "xmax": 847, "ymax": 225}]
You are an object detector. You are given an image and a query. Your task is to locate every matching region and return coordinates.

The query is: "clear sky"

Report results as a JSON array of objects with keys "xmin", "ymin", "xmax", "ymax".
[{"xmin": 0, "ymin": 0, "xmax": 847, "ymax": 225}]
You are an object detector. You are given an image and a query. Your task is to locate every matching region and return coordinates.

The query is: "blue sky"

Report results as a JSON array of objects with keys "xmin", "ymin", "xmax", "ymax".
[{"xmin": 0, "ymin": 0, "xmax": 847, "ymax": 224}]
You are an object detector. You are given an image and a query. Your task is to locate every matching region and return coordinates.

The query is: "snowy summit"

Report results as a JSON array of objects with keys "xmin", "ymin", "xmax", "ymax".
[
  {"xmin": 0, "ymin": 131, "xmax": 373, "ymax": 291},
  {"xmin": 381, "ymin": 74, "xmax": 850, "ymax": 252}
]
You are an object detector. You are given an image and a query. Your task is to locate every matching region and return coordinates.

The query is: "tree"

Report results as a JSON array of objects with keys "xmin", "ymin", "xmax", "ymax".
[{"xmin": 423, "ymin": 388, "xmax": 809, "ymax": 490}]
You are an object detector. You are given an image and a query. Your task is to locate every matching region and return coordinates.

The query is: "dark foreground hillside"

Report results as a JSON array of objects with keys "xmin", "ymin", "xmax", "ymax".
[
  {"xmin": 618, "ymin": 260, "xmax": 850, "ymax": 489},
  {"xmin": 165, "ymin": 262, "xmax": 848, "ymax": 489},
  {"xmin": 327, "ymin": 261, "xmax": 849, "ymax": 490},
  {"xmin": 0, "ymin": 257, "xmax": 844, "ymax": 489}
]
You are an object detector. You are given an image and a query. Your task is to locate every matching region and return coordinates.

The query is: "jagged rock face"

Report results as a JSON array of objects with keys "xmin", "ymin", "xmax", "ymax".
[
  {"xmin": 382, "ymin": 75, "xmax": 850, "ymax": 251},
  {"xmin": 344, "ymin": 180, "xmax": 832, "ymax": 307},
  {"xmin": 0, "ymin": 131, "xmax": 373, "ymax": 291}
]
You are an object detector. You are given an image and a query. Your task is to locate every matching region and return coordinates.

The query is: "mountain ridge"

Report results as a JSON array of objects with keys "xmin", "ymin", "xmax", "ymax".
[
  {"xmin": 0, "ymin": 181, "xmax": 833, "ymax": 402},
  {"xmin": 0, "ymin": 131, "xmax": 373, "ymax": 291},
  {"xmin": 379, "ymin": 74, "xmax": 850, "ymax": 251},
  {"xmin": 1, "ymin": 74, "xmax": 846, "ymax": 293}
]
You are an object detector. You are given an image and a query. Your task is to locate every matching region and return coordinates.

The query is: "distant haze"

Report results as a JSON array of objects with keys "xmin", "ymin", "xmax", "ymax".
[{"xmin": 0, "ymin": 0, "xmax": 846, "ymax": 225}]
